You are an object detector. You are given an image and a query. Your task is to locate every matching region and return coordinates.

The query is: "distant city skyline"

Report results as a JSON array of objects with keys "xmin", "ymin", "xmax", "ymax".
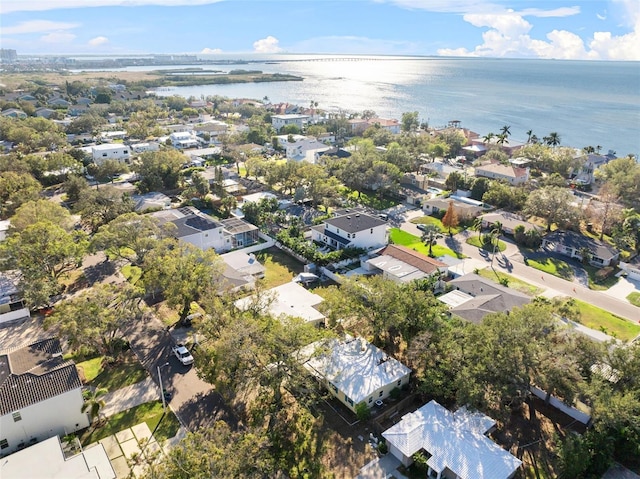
[{"xmin": 1, "ymin": 0, "xmax": 638, "ymax": 61}]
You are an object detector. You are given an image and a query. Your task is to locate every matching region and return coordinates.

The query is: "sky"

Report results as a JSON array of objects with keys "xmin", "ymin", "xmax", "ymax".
[{"xmin": 1, "ymin": 0, "xmax": 639, "ymax": 60}]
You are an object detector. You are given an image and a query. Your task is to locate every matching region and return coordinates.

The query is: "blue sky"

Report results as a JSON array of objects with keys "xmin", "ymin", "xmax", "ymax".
[{"xmin": 1, "ymin": 0, "xmax": 638, "ymax": 60}]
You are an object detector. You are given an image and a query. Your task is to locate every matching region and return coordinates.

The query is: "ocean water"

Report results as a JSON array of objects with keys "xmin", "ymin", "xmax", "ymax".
[{"xmin": 143, "ymin": 55, "xmax": 640, "ymax": 156}]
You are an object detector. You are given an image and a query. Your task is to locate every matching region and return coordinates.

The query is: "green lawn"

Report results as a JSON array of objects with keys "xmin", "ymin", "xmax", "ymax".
[
  {"xmin": 465, "ymin": 236, "xmax": 507, "ymax": 253},
  {"xmin": 411, "ymin": 216, "xmax": 462, "ymax": 235},
  {"xmin": 476, "ymin": 268, "xmax": 544, "ymax": 296},
  {"xmin": 573, "ymin": 299, "xmax": 640, "ymax": 341},
  {"xmin": 628, "ymin": 292, "xmax": 640, "ymax": 308},
  {"xmin": 343, "ymin": 189, "xmax": 400, "ymax": 210},
  {"xmin": 80, "ymin": 401, "xmax": 180, "ymax": 446},
  {"xmin": 527, "ymin": 257, "xmax": 574, "ymax": 280},
  {"xmin": 255, "ymin": 246, "xmax": 306, "ymax": 288},
  {"xmin": 77, "ymin": 352, "xmax": 148, "ymax": 392},
  {"xmin": 582, "ymin": 264, "xmax": 619, "ymax": 291},
  {"xmin": 389, "ymin": 228, "xmax": 464, "ymax": 259}
]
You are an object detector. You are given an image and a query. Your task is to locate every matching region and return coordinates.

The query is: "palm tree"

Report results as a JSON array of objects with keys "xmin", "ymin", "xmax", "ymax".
[
  {"xmin": 82, "ymin": 387, "xmax": 107, "ymax": 424},
  {"xmin": 482, "ymin": 132, "xmax": 495, "ymax": 144},
  {"xmin": 530, "ymin": 134, "xmax": 540, "ymax": 144},
  {"xmin": 547, "ymin": 132, "xmax": 561, "ymax": 147},
  {"xmin": 526, "ymin": 130, "xmax": 533, "ymax": 143},
  {"xmin": 583, "ymin": 146, "xmax": 595, "ymax": 154},
  {"xmin": 496, "ymin": 133, "xmax": 508, "ymax": 145},
  {"xmin": 421, "ymin": 224, "xmax": 442, "ymax": 257},
  {"xmin": 489, "ymin": 221, "xmax": 503, "ymax": 266},
  {"xmin": 578, "ymin": 247, "xmax": 592, "ymax": 265},
  {"xmin": 500, "ymin": 125, "xmax": 511, "ymax": 137},
  {"xmin": 472, "ymin": 216, "xmax": 483, "ymax": 239}
]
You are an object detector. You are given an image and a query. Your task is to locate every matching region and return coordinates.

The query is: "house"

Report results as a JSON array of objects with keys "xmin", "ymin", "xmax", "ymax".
[
  {"xmin": 474, "ymin": 161, "xmax": 529, "ymax": 185},
  {"xmin": 311, "ymin": 212, "xmax": 388, "ymax": 251},
  {"xmin": 303, "ymin": 336, "xmax": 411, "ymax": 412},
  {"xmin": 170, "ymin": 131, "xmax": 199, "ymax": 149},
  {"xmin": 348, "ymin": 118, "xmax": 370, "ymax": 135},
  {"xmin": 221, "ymin": 251, "xmax": 266, "ymax": 279},
  {"xmin": 219, "ymin": 217, "xmax": 259, "ymax": 249},
  {"xmin": 68, "ymin": 104, "xmax": 90, "ymax": 117},
  {"xmin": 91, "ymin": 144, "xmax": 130, "ymax": 165},
  {"xmin": 364, "ymin": 244, "xmax": 448, "ymax": 283},
  {"xmin": 234, "ymin": 282, "xmax": 325, "ymax": 325},
  {"xmin": 130, "ymin": 142, "xmax": 160, "ymax": 154},
  {"xmin": 541, "ymin": 230, "xmax": 619, "ymax": 267},
  {"xmin": 100, "ymin": 130, "xmax": 127, "ymax": 141},
  {"xmin": 620, "ymin": 256, "xmax": 640, "ymax": 281},
  {"xmin": 0, "ymin": 271, "xmax": 30, "ymax": 325},
  {"xmin": 271, "ymin": 114, "xmax": 310, "ymax": 132},
  {"xmin": 75, "ymin": 97, "xmax": 92, "ymax": 105},
  {"xmin": 151, "ymin": 206, "xmax": 228, "ymax": 252},
  {"xmin": 422, "ymin": 197, "xmax": 484, "ymax": 220},
  {"xmin": 439, "ymin": 273, "xmax": 531, "ymax": 323},
  {"xmin": 34, "ymin": 108, "xmax": 55, "ymax": 119},
  {"xmin": 316, "ymin": 147, "xmax": 351, "ymax": 160},
  {"xmin": 382, "ymin": 400, "xmax": 522, "ymax": 478},
  {"xmin": 17, "ymin": 94, "xmax": 36, "ymax": 102},
  {"xmin": 131, "ymin": 192, "xmax": 171, "ymax": 212},
  {"xmin": 369, "ymin": 118, "xmax": 401, "ymax": 134},
  {"xmin": 275, "ymin": 134, "xmax": 330, "ymax": 162},
  {"xmin": 1, "ymin": 435, "xmax": 115, "ymax": 478},
  {"xmin": 481, "ymin": 211, "xmax": 541, "ymax": 235},
  {"xmin": 0, "ymin": 338, "xmax": 90, "ymax": 456},
  {"xmin": 47, "ymin": 98, "xmax": 70, "ymax": 108},
  {"xmin": 1, "ymin": 109, "xmax": 27, "ymax": 119},
  {"xmin": 573, "ymin": 153, "xmax": 610, "ymax": 185}
]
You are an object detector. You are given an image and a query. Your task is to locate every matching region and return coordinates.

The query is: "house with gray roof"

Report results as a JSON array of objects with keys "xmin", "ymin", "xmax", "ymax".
[
  {"xmin": 0, "ymin": 338, "xmax": 89, "ymax": 456},
  {"xmin": 151, "ymin": 206, "xmax": 228, "ymax": 252},
  {"xmin": 0, "ymin": 271, "xmax": 30, "ymax": 325},
  {"xmin": 481, "ymin": 211, "xmax": 542, "ymax": 235},
  {"xmin": 311, "ymin": 212, "xmax": 388, "ymax": 251},
  {"xmin": 439, "ymin": 273, "xmax": 531, "ymax": 323},
  {"xmin": 541, "ymin": 230, "xmax": 619, "ymax": 267}
]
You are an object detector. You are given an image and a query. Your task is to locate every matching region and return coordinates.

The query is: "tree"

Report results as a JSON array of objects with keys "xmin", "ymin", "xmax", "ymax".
[
  {"xmin": 91, "ymin": 159, "xmax": 128, "ymax": 184},
  {"xmin": 401, "ymin": 111, "xmax": 419, "ymax": 133},
  {"xmin": 525, "ymin": 186, "xmax": 581, "ymax": 231},
  {"xmin": 91, "ymin": 212, "xmax": 175, "ymax": 265},
  {"xmin": 445, "ymin": 171, "xmax": 465, "ymax": 192},
  {"xmin": 545, "ymin": 132, "xmax": 561, "ymax": 146},
  {"xmin": 45, "ymin": 283, "xmax": 138, "ymax": 356},
  {"xmin": 470, "ymin": 177, "xmax": 490, "ymax": 201},
  {"xmin": 420, "ymin": 224, "xmax": 442, "ymax": 257},
  {"xmin": 441, "ymin": 201, "xmax": 459, "ymax": 235},
  {"xmin": 133, "ymin": 150, "xmax": 186, "ymax": 193},
  {"xmin": 74, "ymin": 186, "xmax": 135, "ymax": 233},
  {"xmin": 500, "ymin": 125, "xmax": 511, "ymax": 137},
  {"xmin": 595, "ymin": 157, "xmax": 640, "ymax": 206},
  {"xmin": 472, "ymin": 216, "xmax": 483, "ymax": 238},
  {"xmin": 0, "ymin": 171, "xmax": 42, "ymax": 219},
  {"xmin": 9, "ymin": 199, "xmax": 73, "ymax": 233},
  {"xmin": 82, "ymin": 387, "xmax": 108, "ymax": 424},
  {"xmin": 489, "ymin": 221, "xmax": 503, "ymax": 266},
  {"xmin": 142, "ymin": 240, "xmax": 224, "ymax": 321},
  {"xmin": 63, "ymin": 175, "xmax": 90, "ymax": 204},
  {"xmin": 190, "ymin": 171, "xmax": 210, "ymax": 197},
  {"xmin": 219, "ymin": 195, "xmax": 237, "ymax": 219}
]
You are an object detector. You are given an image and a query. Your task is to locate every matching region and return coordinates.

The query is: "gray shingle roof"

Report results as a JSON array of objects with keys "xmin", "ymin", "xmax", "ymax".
[
  {"xmin": 543, "ymin": 230, "xmax": 618, "ymax": 260},
  {"xmin": 0, "ymin": 338, "xmax": 82, "ymax": 415},
  {"xmin": 324, "ymin": 212, "xmax": 386, "ymax": 233}
]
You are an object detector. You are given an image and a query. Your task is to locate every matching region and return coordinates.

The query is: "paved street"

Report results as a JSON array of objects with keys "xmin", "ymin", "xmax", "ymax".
[
  {"xmin": 124, "ymin": 311, "xmax": 238, "ymax": 432},
  {"xmin": 398, "ymin": 218, "xmax": 640, "ymax": 324}
]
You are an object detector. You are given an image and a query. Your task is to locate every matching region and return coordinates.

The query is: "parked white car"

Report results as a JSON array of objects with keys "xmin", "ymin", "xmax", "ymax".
[{"xmin": 171, "ymin": 344, "xmax": 194, "ymax": 366}]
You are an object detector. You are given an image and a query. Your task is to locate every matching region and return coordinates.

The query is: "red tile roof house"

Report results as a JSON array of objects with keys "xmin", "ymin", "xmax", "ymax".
[{"xmin": 364, "ymin": 244, "xmax": 448, "ymax": 283}]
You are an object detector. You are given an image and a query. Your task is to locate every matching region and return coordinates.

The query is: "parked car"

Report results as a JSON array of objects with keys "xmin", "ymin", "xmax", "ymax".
[
  {"xmin": 417, "ymin": 224, "xmax": 427, "ymax": 231},
  {"xmin": 171, "ymin": 344, "xmax": 194, "ymax": 366}
]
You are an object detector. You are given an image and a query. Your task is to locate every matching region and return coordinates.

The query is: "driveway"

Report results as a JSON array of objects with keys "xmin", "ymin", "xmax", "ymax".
[
  {"xmin": 356, "ymin": 454, "xmax": 408, "ymax": 479},
  {"xmin": 603, "ymin": 275, "xmax": 640, "ymax": 302},
  {"xmin": 124, "ymin": 311, "xmax": 238, "ymax": 432}
]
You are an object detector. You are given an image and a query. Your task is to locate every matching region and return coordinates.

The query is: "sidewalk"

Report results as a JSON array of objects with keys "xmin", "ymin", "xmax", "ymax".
[{"xmin": 101, "ymin": 377, "xmax": 161, "ymax": 418}]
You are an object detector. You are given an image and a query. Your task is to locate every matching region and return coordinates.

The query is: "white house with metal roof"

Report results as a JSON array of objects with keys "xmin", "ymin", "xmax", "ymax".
[
  {"xmin": 303, "ymin": 336, "xmax": 411, "ymax": 412},
  {"xmin": 0, "ymin": 338, "xmax": 90, "ymax": 456},
  {"xmin": 311, "ymin": 212, "xmax": 388, "ymax": 251},
  {"xmin": 382, "ymin": 400, "xmax": 522, "ymax": 479},
  {"xmin": 271, "ymin": 114, "xmax": 310, "ymax": 131}
]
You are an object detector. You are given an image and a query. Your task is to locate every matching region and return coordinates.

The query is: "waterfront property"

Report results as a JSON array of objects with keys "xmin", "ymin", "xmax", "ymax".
[
  {"xmin": 474, "ymin": 161, "xmax": 529, "ymax": 185},
  {"xmin": 271, "ymin": 114, "xmax": 310, "ymax": 131},
  {"xmin": 382, "ymin": 400, "xmax": 522, "ymax": 479},
  {"xmin": 0, "ymin": 338, "xmax": 90, "ymax": 456},
  {"xmin": 303, "ymin": 336, "xmax": 411, "ymax": 412}
]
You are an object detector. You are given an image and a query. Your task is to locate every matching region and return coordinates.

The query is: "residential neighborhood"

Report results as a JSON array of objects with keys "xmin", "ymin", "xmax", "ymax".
[{"xmin": 0, "ymin": 71, "xmax": 639, "ymax": 479}]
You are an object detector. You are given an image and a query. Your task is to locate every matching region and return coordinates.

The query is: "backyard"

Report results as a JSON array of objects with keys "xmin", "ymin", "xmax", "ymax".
[
  {"xmin": 342, "ymin": 189, "xmax": 401, "ymax": 210},
  {"xmin": 76, "ymin": 351, "xmax": 148, "ymax": 392},
  {"xmin": 255, "ymin": 246, "xmax": 306, "ymax": 288},
  {"xmin": 389, "ymin": 228, "xmax": 464, "ymax": 259}
]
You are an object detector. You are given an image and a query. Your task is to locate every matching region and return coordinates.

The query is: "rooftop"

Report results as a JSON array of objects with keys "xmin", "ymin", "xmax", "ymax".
[
  {"xmin": 304, "ymin": 336, "xmax": 411, "ymax": 405},
  {"xmin": 323, "ymin": 212, "xmax": 387, "ymax": 234},
  {"xmin": 543, "ymin": 230, "xmax": 619, "ymax": 260},
  {"xmin": 151, "ymin": 206, "xmax": 222, "ymax": 237}
]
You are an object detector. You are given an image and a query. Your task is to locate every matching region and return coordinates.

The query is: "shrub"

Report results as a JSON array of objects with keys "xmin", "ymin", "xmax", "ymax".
[
  {"xmin": 377, "ymin": 440, "xmax": 388, "ymax": 454},
  {"xmin": 390, "ymin": 387, "xmax": 402, "ymax": 399},
  {"xmin": 355, "ymin": 402, "xmax": 371, "ymax": 421}
]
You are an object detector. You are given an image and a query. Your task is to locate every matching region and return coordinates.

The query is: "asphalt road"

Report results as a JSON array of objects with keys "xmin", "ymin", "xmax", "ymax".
[
  {"xmin": 125, "ymin": 311, "xmax": 238, "ymax": 432},
  {"xmin": 398, "ymin": 218, "xmax": 640, "ymax": 324}
]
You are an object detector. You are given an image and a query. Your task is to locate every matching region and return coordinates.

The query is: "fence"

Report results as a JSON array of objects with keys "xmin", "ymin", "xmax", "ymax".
[
  {"xmin": 530, "ymin": 386, "xmax": 591, "ymax": 424},
  {"xmin": 228, "ymin": 232, "xmax": 275, "ymax": 255}
]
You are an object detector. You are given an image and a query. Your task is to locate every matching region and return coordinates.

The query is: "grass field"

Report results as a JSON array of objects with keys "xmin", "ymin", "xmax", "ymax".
[
  {"xmin": 255, "ymin": 246, "xmax": 306, "ymax": 288},
  {"xmin": 628, "ymin": 292, "xmax": 640, "ymax": 308},
  {"xmin": 80, "ymin": 401, "xmax": 180, "ymax": 446},
  {"xmin": 476, "ymin": 268, "xmax": 544, "ymax": 296},
  {"xmin": 343, "ymin": 189, "xmax": 400, "ymax": 210},
  {"xmin": 389, "ymin": 228, "xmax": 464, "ymax": 259},
  {"xmin": 574, "ymin": 299, "xmax": 640, "ymax": 341},
  {"xmin": 527, "ymin": 257, "xmax": 574, "ymax": 280},
  {"xmin": 411, "ymin": 216, "xmax": 463, "ymax": 235},
  {"xmin": 465, "ymin": 236, "xmax": 507, "ymax": 253},
  {"xmin": 583, "ymin": 264, "xmax": 619, "ymax": 291}
]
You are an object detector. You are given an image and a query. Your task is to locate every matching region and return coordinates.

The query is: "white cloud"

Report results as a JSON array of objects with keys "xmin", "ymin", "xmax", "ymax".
[
  {"xmin": 596, "ymin": 12, "xmax": 607, "ymax": 20},
  {"xmin": 89, "ymin": 36, "xmax": 109, "ymax": 46},
  {"xmin": 437, "ymin": 1, "xmax": 640, "ymax": 61},
  {"xmin": 253, "ymin": 36, "xmax": 282, "ymax": 54},
  {"xmin": 41, "ymin": 32, "xmax": 76, "ymax": 43},
  {"xmin": 1, "ymin": 0, "xmax": 223, "ymax": 14},
  {"xmin": 517, "ymin": 7, "xmax": 580, "ymax": 18},
  {"xmin": 201, "ymin": 47, "xmax": 223, "ymax": 54},
  {"xmin": 2, "ymin": 20, "xmax": 79, "ymax": 35}
]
